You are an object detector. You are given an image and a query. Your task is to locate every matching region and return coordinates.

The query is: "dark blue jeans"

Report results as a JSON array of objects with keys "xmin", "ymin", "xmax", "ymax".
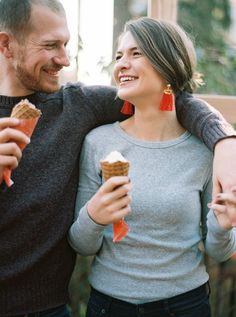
[
  {"xmin": 13, "ymin": 304, "xmax": 70, "ymax": 317},
  {"xmin": 86, "ymin": 284, "xmax": 211, "ymax": 317}
]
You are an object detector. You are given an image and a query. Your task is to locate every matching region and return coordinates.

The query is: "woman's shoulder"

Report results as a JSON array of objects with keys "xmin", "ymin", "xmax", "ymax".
[
  {"xmin": 83, "ymin": 123, "xmax": 118, "ymax": 149},
  {"xmin": 87, "ymin": 123, "xmax": 116, "ymax": 138},
  {"xmin": 188, "ymin": 134, "xmax": 213, "ymax": 160}
]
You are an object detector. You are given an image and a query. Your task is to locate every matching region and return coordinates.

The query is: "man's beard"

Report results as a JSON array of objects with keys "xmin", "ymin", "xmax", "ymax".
[{"xmin": 15, "ymin": 61, "xmax": 60, "ymax": 94}]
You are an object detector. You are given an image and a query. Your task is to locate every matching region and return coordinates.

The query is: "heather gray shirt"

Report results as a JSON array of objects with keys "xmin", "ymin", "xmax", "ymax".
[{"xmin": 69, "ymin": 122, "xmax": 236, "ymax": 303}]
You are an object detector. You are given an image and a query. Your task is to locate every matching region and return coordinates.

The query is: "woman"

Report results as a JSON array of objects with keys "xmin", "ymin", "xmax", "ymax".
[{"xmin": 69, "ymin": 18, "xmax": 236, "ymax": 317}]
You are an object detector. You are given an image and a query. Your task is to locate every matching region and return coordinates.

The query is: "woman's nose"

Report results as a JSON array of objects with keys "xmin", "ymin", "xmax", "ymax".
[{"xmin": 117, "ymin": 56, "xmax": 131, "ymax": 69}]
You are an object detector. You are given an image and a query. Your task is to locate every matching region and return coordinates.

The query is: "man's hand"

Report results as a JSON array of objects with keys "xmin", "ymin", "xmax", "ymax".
[
  {"xmin": 209, "ymin": 188, "xmax": 236, "ymax": 229},
  {"xmin": 0, "ymin": 117, "xmax": 30, "ymax": 184},
  {"xmin": 213, "ymin": 138, "xmax": 236, "ymax": 199}
]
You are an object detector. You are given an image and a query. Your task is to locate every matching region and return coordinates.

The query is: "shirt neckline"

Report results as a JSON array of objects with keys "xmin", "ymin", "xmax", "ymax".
[{"xmin": 113, "ymin": 121, "xmax": 191, "ymax": 149}]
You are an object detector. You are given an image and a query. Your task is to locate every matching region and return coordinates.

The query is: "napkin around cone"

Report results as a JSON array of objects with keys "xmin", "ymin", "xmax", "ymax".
[
  {"xmin": 100, "ymin": 159, "xmax": 130, "ymax": 242},
  {"xmin": 3, "ymin": 99, "xmax": 41, "ymax": 187}
]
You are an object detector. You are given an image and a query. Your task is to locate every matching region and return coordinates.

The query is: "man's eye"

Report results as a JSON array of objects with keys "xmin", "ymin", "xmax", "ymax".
[{"xmin": 45, "ymin": 44, "xmax": 57, "ymax": 49}]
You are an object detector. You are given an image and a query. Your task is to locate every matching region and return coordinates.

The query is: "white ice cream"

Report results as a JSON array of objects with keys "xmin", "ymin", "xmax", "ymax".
[{"xmin": 102, "ymin": 151, "xmax": 127, "ymax": 163}]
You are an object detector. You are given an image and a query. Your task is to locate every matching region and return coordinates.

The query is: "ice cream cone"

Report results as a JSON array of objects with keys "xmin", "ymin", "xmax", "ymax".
[
  {"xmin": 3, "ymin": 99, "xmax": 42, "ymax": 187},
  {"xmin": 100, "ymin": 161, "xmax": 130, "ymax": 181},
  {"xmin": 11, "ymin": 99, "xmax": 42, "ymax": 119},
  {"xmin": 100, "ymin": 151, "xmax": 130, "ymax": 242}
]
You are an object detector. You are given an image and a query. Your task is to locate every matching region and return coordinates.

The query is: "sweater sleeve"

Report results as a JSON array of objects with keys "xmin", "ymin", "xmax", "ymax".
[
  {"xmin": 68, "ymin": 134, "xmax": 106, "ymax": 255},
  {"xmin": 175, "ymin": 92, "xmax": 236, "ymax": 151},
  {"xmin": 205, "ymin": 210, "xmax": 236, "ymax": 262},
  {"xmin": 82, "ymin": 84, "xmax": 235, "ymax": 151},
  {"xmin": 200, "ymin": 173, "xmax": 236, "ymax": 261}
]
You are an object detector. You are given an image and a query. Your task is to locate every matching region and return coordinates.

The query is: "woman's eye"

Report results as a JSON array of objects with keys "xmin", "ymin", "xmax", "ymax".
[
  {"xmin": 133, "ymin": 51, "xmax": 142, "ymax": 56},
  {"xmin": 115, "ymin": 55, "xmax": 122, "ymax": 61}
]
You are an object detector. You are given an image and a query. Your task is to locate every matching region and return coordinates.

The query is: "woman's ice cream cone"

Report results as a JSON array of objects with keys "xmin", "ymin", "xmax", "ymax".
[{"xmin": 100, "ymin": 151, "xmax": 130, "ymax": 242}]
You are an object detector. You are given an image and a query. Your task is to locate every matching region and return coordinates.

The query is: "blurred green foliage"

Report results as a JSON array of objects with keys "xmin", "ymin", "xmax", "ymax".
[
  {"xmin": 68, "ymin": 256, "xmax": 92, "ymax": 317},
  {"xmin": 178, "ymin": 0, "xmax": 236, "ymax": 95}
]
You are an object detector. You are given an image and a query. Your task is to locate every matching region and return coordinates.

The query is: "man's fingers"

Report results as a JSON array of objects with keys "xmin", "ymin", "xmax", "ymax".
[
  {"xmin": 212, "ymin": 176, "xmax": 222, "ymax": 201},
  {"xmin": 0, "ymin": 127, "xmax": 30, "ymax": 144},
  {"xmin": 210, "ymin": 203, "xmax": 227, "ymax": 215},
  {"xmin": 231, "ymin": 186, "xmax": 236, "ymax": 193},
  {"xmin": 0, "ymin": 117, "xmax": 20, "ymax": 130},
  {"xmin": 0, "ymin": 154, "xmax": 19, "ymax": 170},
  {"xmin": 0, "ymin": 142, "xmax": 22, "ymax": 158},
  {"xmin": 215, "ymin": 192, "xmax": 236, "ymax": 204}
]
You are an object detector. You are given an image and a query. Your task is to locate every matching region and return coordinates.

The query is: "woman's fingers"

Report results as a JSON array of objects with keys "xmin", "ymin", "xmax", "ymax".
[
  {"xmin": 87, "ymin": 177, "xmax": 132, "ymax": 225},
  {"xmin": 100, "ymin": 176, "xmax": 131, "ymax": 193}
]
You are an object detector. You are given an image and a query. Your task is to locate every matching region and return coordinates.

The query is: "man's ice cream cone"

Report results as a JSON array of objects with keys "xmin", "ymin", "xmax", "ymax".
[
  {"xmin": 100, "ymin": 151, "xmax": 130, "ymax": 242},
  {"xmin": 10, "ymin": 99, "xmax": 42, "ymax": 119},
  {"xmin": 3, "ymin": 99, "xmax": 42, "ymax": 187}
]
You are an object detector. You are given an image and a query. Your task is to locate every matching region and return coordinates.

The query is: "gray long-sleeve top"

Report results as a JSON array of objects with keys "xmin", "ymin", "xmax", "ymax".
[{"xmin": 69, "ymin": 122, "xmax": 236, "ymax": 304}]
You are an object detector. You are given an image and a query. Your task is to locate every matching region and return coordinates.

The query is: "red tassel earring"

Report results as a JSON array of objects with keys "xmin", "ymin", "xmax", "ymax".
[
  {"xmin": 160, "ymin": 84, "xmax": 174, "ymax": 111},
  {"xmin": 120, "ymin": 100, "xmax": 133, "ymax": 115}
]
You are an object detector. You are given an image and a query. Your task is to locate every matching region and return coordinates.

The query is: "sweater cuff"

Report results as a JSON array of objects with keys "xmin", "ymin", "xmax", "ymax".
[
  {"xmin": 207, "ymin": 209, "xmax": 232, "ymax": 237},
  {"xmin": 79, "ymin": 204, "xmax": 106, "ymax": 233},
  {"xmin": 207, "ymin": 123, "xmax": 236, "ymax": 152}
]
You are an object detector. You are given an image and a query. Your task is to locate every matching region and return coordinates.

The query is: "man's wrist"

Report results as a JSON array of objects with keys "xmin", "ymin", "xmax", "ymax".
[{"xmin": 214, "ymin": 135, "xmax": 236, "ymax": 152}]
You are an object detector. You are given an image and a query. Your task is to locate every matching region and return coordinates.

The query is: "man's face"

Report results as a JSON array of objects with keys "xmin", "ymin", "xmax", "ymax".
[{"xmin": 11, "ymin": 4, "xmax": 70, "ymax": 94}]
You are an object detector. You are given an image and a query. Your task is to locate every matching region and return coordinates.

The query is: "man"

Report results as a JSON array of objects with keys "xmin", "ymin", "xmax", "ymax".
[{"xmin": 0, "ymin": 1, "xmax": 235, "ymax": 316}]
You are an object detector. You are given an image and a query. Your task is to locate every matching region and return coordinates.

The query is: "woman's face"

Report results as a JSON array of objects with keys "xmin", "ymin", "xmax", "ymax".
[{"xmin": 113, "ymin": 31, "xmax": 165, "ymax": 104}]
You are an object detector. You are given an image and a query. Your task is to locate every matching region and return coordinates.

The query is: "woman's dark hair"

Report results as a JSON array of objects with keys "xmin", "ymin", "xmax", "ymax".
[
  {"xmin": 123, "ymin": 17, "xmax": 202, "ymax": 93},
  {"xmin": 0, "ymin": 0, "xmax": 65, "ymax": 42}
]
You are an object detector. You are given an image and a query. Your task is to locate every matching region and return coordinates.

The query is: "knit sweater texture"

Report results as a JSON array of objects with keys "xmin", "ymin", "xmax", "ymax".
[
  {"xmin": 0, "ymin": 83, "xmax": 235, "ymax": 315},
  {"xmin": 69, "ymin": 122, "xmax": 236, "ymax": 303}
]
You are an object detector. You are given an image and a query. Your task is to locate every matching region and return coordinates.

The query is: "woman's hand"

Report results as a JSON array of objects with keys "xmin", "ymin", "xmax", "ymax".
[
  {"xmin": 0, "ymin": 117, "xmax": 30, "ymax": 184},
  {"xmin": 87, "ymin": 176, "xmax": 132, "ymax": 225},
  {"xmin": 208, "ymin": 187, "xmax": 236, "ymax": 230}
]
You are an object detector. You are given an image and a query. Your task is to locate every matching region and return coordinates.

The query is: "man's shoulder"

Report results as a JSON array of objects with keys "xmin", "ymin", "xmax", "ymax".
[
  {"xmin": 37, "ymin": 82, "xmax": 117, "ymax": 110},
  {"xmin": 62, "ymin": 82, "xmax": 117, "ymax": 99}
]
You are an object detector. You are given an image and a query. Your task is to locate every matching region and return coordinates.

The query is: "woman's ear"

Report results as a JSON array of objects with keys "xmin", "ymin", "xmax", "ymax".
[{"xmin": 0, "ymin": 32, "xmax": 13, "ymax": 57}]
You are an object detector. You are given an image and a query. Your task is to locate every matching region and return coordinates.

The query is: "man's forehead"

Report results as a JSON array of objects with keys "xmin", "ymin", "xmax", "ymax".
[{"xmin": 28, "ymin": 4, "xmax": 70, "ymax": 41}]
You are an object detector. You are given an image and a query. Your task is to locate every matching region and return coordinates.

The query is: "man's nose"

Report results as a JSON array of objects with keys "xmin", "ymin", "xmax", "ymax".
[{"xmin": 53, "ymin": 48, "xmax": 70, "ymax": 67}]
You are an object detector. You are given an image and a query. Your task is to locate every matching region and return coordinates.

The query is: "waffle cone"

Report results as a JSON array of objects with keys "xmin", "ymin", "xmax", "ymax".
[
  {"xmin": 11, "ymin": 99, "xmax": 42, "ymax": 119},
  {"xmin": 3, "ymin": 99, "xmax": 41, "ymax": 187},
  {"xmin": 100, "ymin": 161, "xmax": 130, "ymax": 181},
  {"xmin": 100, "ymin": 158, "xmax": 130, "ymax": 242}
]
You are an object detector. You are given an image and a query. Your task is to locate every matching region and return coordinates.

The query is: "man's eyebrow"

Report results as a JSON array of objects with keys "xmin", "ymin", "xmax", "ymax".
[{"xmin": 41, "ymin": 39, "xmax": 68, "ymax": 46}]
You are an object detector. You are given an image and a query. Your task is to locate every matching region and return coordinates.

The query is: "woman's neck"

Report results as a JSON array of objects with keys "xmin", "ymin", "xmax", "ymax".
[{"xmin": 120, "ymin": 109, "xmax": 186, "ymax": 142}]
